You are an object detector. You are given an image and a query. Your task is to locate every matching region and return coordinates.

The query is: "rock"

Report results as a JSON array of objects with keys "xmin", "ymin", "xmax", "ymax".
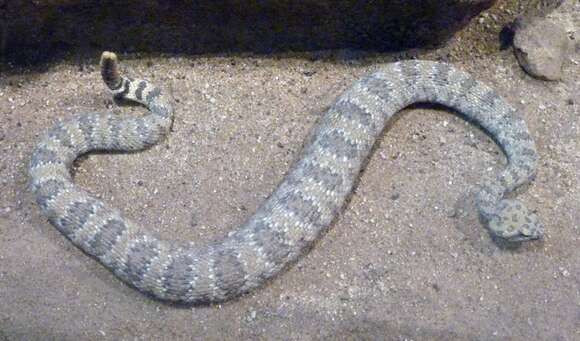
[
  {"xmin": 520, "ymin": 0, "xmax": 565, "ymax": 18},
  {"xmin": 2, "ymin": 0, "xmax": 497, "ymax": 64},
  {"xmin": 513, "ymin": 17, "xmax": 570, "ymax": 81}
]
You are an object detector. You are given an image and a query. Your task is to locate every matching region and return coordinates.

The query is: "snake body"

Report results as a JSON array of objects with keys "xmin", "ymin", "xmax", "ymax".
[{"xmin": 29, "ymin": 52, "xmax": 543, "ymax": 303}]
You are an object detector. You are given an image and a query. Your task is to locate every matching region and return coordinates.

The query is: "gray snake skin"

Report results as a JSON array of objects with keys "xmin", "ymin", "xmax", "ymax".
[{"xmin": 29, "ymin": 52, "xmax": 543, "ymax": 303}]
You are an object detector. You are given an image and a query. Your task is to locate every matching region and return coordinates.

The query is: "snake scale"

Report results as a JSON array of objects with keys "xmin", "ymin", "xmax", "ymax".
[{"xmin": 29, "ymin": 52, "xmax": 543, "ymax": 303}]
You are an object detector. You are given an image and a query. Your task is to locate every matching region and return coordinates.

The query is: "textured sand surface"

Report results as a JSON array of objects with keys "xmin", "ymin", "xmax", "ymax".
[{"xmin": 0, "ymin": 12, "xmax": 579, "ymax": 341}]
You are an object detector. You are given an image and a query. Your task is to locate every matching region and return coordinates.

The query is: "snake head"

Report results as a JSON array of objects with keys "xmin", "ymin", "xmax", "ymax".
[{"xmin": 488, "ymin": 199, "xmax": 544, "ymax": 242}]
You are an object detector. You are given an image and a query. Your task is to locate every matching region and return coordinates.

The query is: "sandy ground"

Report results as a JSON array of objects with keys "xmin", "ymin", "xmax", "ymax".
[{"xmin": 1, "ymin": 18, "xmax": 579, "ymax": 341}]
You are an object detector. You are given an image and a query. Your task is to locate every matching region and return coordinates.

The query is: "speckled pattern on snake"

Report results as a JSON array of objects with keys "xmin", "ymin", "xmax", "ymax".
[{"xmin": 29, "ymin": 52, "xmax": 543, "ymax": 303}]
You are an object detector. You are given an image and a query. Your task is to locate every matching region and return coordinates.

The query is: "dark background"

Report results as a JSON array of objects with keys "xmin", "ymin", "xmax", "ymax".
[{"xmin": 1, "ymin": 0, "xmax": 495, "ymax": 64}]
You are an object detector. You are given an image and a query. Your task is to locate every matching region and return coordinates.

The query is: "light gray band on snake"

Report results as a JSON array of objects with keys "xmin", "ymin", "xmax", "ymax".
[{"xmin": 29, "ymin": 52, "xmax": 543, "ymax": 303}]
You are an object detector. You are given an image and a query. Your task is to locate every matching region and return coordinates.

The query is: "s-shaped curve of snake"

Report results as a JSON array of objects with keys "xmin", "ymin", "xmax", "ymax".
[{"xmin": 29, "ymin": 52, "xmax": 543, "ymax": 303}]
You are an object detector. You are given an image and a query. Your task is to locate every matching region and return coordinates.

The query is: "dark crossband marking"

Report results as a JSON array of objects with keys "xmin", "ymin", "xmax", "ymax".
[{"xmin": 135, "ymin": 81, "xmax": 147, "ymax": 101}]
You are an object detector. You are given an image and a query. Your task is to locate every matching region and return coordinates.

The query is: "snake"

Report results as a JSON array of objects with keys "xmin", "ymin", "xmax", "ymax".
[{"xmin": 28, "ymin": 52, "xmax": 543, "ymax": 303}]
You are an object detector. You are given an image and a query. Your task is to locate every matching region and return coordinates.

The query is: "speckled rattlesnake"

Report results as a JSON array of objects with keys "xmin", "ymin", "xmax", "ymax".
[{"xmin": 29, "ymin": 52, "xmax": 543, "ymax": 303}]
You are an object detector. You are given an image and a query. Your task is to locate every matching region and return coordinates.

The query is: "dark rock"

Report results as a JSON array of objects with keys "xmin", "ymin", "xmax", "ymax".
[
  {"xmin": 1, "ymin": 0, "xmax": 496, "ymax": 64},
  {"xmin": 513, "ymin": 16, "xmax": 570, "ymax": 81}
]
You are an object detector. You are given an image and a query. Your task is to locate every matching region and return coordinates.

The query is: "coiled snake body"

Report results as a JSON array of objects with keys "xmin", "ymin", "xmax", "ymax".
[{"xmin": 29, "ymin": 52, "xmax": 543, "ymax": 303}]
